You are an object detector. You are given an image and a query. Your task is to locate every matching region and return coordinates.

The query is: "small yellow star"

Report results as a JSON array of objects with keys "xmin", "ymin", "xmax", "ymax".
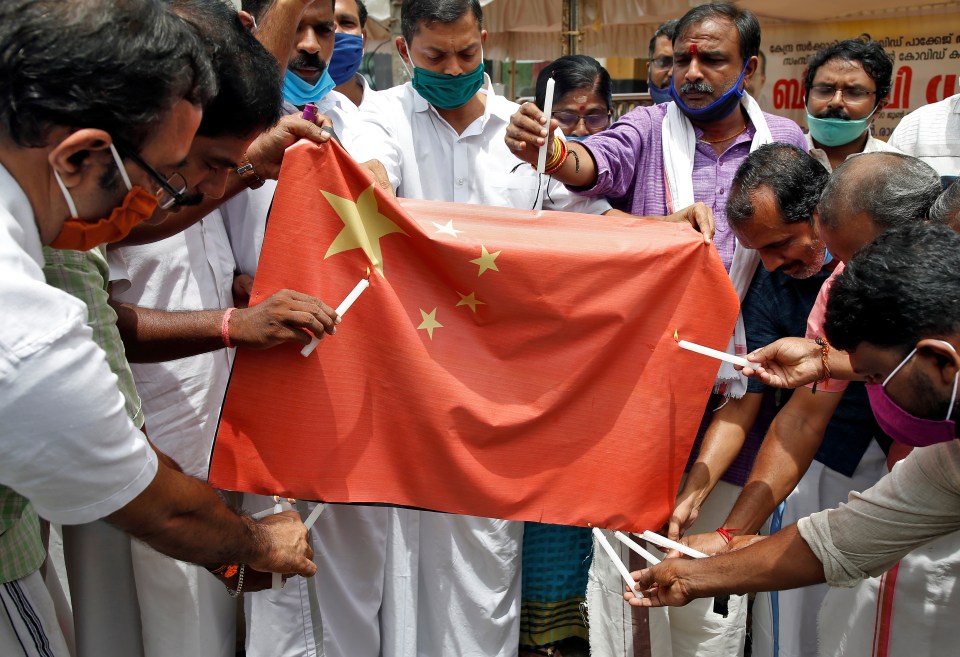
[
  {"xmin": 417, "ymin": 308, "xmax": 443, "ymax": 339},
  {"xmin": 456, "ymin": 291, "xmax": 485, "ymax": 312},
  {"xmin": 432, "ymin": 220, "xmax": 463, "ymax": 238},
  {"xmin": 469, "ymin": 245, "xmax": 501, "ymax": 276},
  {"xmin": 324, "ymin": 185, "xmax": 407, "ymax": 276}
]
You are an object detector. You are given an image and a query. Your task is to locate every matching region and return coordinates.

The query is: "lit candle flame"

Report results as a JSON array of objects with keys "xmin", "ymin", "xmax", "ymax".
[{"xmin": 673, "ymin": 329, "xmax": 679, "ymax": 342}]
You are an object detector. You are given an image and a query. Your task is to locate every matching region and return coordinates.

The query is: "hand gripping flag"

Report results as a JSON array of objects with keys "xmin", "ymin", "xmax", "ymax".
[{"xmin": 209, "ymin": 140, "xmax": 740, "ymax": 531}]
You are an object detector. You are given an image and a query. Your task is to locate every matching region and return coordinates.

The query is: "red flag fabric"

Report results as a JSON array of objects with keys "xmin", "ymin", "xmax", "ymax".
[{"xmin": 210, "ymin": 141, "xmax": 740, "ymax": 531}]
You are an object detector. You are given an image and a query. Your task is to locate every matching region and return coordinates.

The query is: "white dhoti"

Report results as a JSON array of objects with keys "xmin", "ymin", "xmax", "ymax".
[
  {"xmin": 62, "ymin": 521, "xmax": 143, "ymax": 657},
  {"xmin": 129, "ymin": 541, "xmax": 235, "ymax": 657},
  {"xmin": 752, "ymin": 440, "xmax": 887, "ymax": 657},
  {"xmin": 818, "ymin": 525, "xmax": 960, "ymax": 656},
  {"xmin": 245, "ymin": 499, "xmax": 388, "ymax": 657},
  {"xmin": 380, "ymin": 508, "xmax": 523, "ymax": 657},
  {"xmin": 1, "ymin": 570, "xmax": 72, "ymax": 657},
  {"xmin": 587, "ymin": 481, "xmax": 747, "ymax": 657}
]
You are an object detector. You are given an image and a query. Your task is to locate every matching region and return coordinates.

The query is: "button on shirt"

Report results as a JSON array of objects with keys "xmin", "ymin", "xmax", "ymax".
[
  {"xmin": 0, "ymin": 163, "xmax": 157, "ymax": 525},
  {"xmin": 350, "ymin": 80, "xmax": 610, "ymax": 215},
  {"xmin": 572, "ymin": 103, "xmax": 807, "ymax": 269}
]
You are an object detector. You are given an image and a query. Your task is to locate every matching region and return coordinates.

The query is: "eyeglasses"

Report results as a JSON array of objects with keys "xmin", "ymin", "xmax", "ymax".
[
  {"xmin": 113, "ymin": 141, "xmax": 189, "ymax": 210},
  {"xmin": 552, "ymin": 110, "xmax": 612, "ymax": 132},
  {"xmin": 808, "ymin": 85, "xmax": 877, "ymax": 105},
  {"xmin": 650, "ymin": 56, "xmax": 674, "ymax": 70}
]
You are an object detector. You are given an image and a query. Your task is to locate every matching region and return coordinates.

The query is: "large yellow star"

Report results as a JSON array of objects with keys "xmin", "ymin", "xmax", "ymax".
[
  {"xmin": 469, "ymin": 245, "xmax": 501, "ymax": 276},
  {"xmin": 456, "ymin": 291, "xmax": 485, "ymax": 313},
  {"xmin": 417, "ymin": 308, "xmax": 443, "ymax": 339},
  {"xmin": 323, "ymin": 185, "xmax": 407, "ymax": 276}
]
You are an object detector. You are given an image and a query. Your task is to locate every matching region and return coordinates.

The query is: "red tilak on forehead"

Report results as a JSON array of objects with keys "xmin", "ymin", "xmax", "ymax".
[{"xmin": 690, "ymin": 43, "xmax": 698, "ymax": 55}]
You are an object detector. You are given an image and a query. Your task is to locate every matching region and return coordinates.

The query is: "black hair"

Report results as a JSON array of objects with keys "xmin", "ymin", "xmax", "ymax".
[
  {"xmin": 172, "ymin": 0, "xmax": 282, "ymax": 138},
  {"xmin": 0, "ymin": 0, "xmax": 215, "ymax": 149},
  {"xmin": 674, "ymin": 3, "xmax": 760, "ymax": 64},
  {"xmin": 818, "ymin": 152, "xmax": 941, "ymax": 231},
  {"xmin": 824, "ymin": 222, "xmax": 960, "ymax": 353},
  {"xmin": 804, "ymin": 38, "xmax": 894, "ymax": 107},
  {"xmin": 648, "ymin": 19, "xmax": 678, "ymax": 59},
  {"xmin": 727, "ymin": 143, "xmax": 829, "ymax": 226},
  {"xmin": 534, "ymin": 55, "xmax": 613, "ymax": 112},
  {"xmin": 401, "ymin": 0, "xmax": 482, "ymax": 44},
  {"xmin": 240, "ymin": 0, "xmax": 272, "ymax": 21},
  {"xmin": 356, "ymin": 0, "xmax": 368, "ymax": 28}
]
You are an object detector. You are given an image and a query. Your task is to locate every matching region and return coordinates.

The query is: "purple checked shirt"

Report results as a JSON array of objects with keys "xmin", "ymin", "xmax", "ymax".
[{"xmin": 572, "ymin": 103, "xmax": 807, "ymax": 270}]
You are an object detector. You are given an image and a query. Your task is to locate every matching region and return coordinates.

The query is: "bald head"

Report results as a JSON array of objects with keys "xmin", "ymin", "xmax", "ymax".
[{"xmin": 818, "ymin": 152, "xmax": 940, "ymax": 231}]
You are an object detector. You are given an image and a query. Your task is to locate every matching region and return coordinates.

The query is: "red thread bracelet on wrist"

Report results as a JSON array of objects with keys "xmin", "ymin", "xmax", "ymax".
[
  {"xmin": 716, "ymin": 527, "xmax": 740, "ymax": 543},
  {"xmin": 221, "ymin": 307, "xmax": 236, "ymax": 348}
]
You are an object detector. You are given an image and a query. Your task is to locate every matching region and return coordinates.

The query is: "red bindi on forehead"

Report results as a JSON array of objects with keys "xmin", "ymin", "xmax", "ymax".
[{"xmin": 690, "ymin": 43, "xmax": 698, "ymax": 55}]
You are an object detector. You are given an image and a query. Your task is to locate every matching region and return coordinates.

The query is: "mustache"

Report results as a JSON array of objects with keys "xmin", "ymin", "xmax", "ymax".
[
  {"xmin": 679, "ymin": 81, "xmax": 715, "ymax": 95},
  {"xmin": 289, "ymin": 52, "xmax": 326, "ymax": 74},
  {"xmin": 814, "ymin": 107, "xmax": 851, "ymax": 120}
]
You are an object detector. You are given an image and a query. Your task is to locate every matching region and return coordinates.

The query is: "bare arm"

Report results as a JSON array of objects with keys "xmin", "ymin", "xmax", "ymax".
[
  {"xmin": 683, "ymin": 387, "xmax": 843, "ymax": 556},
  {"xmin": 111, "ymin": 289, "xmax": 338, "ymax": 363},
  {"xmin": 504, "ymin": 102, "xmax": 598, "ymax": 188},
  {"xmin": 741, "ymin": 337, "xmax": 862, "ymax": 389},
  {"xmin": 668, "ymin": 393, "xmax": 763, "ymax": 540},
  {"xmin": 625, "ymin": 524, "xmax": 825, "ymax": 607},
  {"xmin": 107, "ymin": 456, "xmax": 314, "ymax": 576}
]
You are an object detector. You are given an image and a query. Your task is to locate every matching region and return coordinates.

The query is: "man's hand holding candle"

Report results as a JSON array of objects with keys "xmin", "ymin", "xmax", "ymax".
[{"xmin": 228, "ymin": 288, "xmax": 338, "ymax": 349}]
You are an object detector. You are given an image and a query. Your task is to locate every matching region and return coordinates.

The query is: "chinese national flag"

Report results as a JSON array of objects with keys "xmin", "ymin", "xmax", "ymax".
[{"xmin": 209, "ymin": 141, "xmax": 739, "ymax": 531}]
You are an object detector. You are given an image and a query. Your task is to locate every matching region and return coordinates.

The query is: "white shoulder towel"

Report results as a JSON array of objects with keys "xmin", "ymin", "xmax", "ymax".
[{"xmin": 662, "ymin": 94, "xmax": 768, "ymax": 398}]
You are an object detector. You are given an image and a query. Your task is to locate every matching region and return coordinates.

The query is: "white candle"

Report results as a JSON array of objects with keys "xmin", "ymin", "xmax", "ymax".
[
  {"xmin": 272, "ymin": 497, "xmax": 283, "ymax": 590},
  {"xmin": 639, "ymin": 530, "xmax": 709, "ymax": 559},
  {"xmin": 301, "ymin": 277, "xmax": 370, "ymax": 357},
  {"xmin": 613, "ymin": 531, "xmax": 661, "ymax": 565},
  {"xmin": 302, "ymin": 503, "xmax": 327, "ymax": 530},
  {"xmin": 536, "ymin": 76, "xmax": 556, "ymax": 174},
  {"xmin": 677, "ymin": 339, "xmax": 751, "ymax": 369},
  {"xmin": 593, "ymin": 527, "xmax": 641, "ymax": 595}
]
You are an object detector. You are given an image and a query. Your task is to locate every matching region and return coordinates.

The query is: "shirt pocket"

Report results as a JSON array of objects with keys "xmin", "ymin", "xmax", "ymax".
[{"xmin": 483, "ymin": 171, "xmax": 543, "ymax": 210}]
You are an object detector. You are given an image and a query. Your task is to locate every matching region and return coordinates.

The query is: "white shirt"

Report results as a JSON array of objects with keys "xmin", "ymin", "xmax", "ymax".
[
  {"xmin": 806, "ymin": 131, "xmax": 902, "ymax": 173},
  {"xmin": 108, "ymin": 212, "xmax": 235, "ymax": 478},
  {"xmin": 888, "ymin": 94, "xmax": 960, "ymax": 178},
  {"xmin": 350, "ymin": 79, "xmax": 611, "ymax": 214},
  {"xmin": 0, "ymin": 163, "xmax": 157, "ymax": 523},
  {"xmin": 224, "ymin": 91, "xmax": 362, "ymax": 276}
]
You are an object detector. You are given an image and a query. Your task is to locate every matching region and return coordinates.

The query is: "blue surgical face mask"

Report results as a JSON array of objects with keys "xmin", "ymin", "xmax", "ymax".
[
  {"xmin": 670, "ymin": 62, "xmax": 749, "ymax": 123},
  {"xmin": 403, "ymin": 41, "xmax": 485, "ymax": 110},
  {"xmin": 805, "ymin": 104, "xmax": 879, "ymax": 147},
  {"xmin": 329, "ymin": 32, "xmax": 364, "ymax": 86},
  {"xmin": 823, "ymin": 248, "xmax": 833, "ymax": 266},
  {"xmin": 283, "ymin": 67, "xmax": 335, "ymax": 106},
  {"xmin": 648, "ymin": 77, "xmax": 674, "ymax": 105}
]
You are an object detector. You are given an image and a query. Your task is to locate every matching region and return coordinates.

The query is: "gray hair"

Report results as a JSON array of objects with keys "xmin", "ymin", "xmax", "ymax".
[
  {"xmin": 818, "ymin": 152, "xmax": 941, "ymax": 230},
  {"xmin": 930, "ymin": 180, "xmax": 960, "ymax": 230}
]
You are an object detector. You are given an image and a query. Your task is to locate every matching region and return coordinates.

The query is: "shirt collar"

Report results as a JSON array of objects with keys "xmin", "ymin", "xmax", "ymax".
[{"xmin": 0, "ymin": 162, "xmax": 43, "ymax": 268}]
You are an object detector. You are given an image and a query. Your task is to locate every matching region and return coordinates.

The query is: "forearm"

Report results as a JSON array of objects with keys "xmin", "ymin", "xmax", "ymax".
[
  {"xmin": 688, "ymin": 394, "xmax": 762, "ymax": 498},
  {"xmin": 549, "ymin": 142, "xmax": 598, "ymax": 188},
  {"xmin": 112, "ymin": 302, "xmax": 227, "ymax": 363},
  {"xmin": 107, "ymin": 461, "xmax": 262, "ymax": 568},
  {"xmin": 723, "ymin": 402, "xmax": 829, "ymax": 534},
  {"xmin": 686, "ymin": 524, "xmax": 826, "ymax": 597}
]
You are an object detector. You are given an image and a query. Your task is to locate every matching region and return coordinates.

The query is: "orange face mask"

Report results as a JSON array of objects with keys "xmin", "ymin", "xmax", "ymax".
[{"xmin": 49, "ymin": 142, "xmax": 160, "ymax": 251}]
